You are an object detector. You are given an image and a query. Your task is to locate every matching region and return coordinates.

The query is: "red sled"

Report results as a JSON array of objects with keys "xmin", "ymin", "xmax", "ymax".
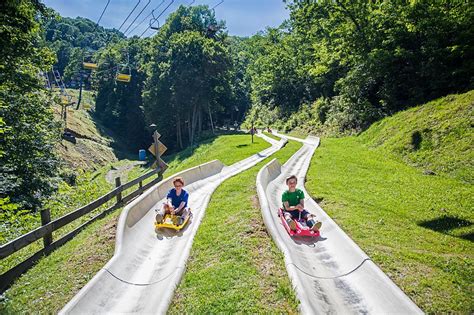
[{"xmin": 278, "ymin": 208, "xmax": 320, "ymax": 237}]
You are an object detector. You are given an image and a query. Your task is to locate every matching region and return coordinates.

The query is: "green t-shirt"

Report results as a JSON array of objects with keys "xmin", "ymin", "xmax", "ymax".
[{"xmin": 282, "ymin": 189, "xmax": 304, "ymax": 210}]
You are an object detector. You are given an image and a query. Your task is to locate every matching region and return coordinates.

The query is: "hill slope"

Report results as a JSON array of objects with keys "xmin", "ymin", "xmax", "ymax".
[
  {"xmin": 53, "ymin": 89, "xmax": 119, "ymax": 170},
  {"xmin": 306, "ymin": 91, "xmax": 474, "ymax": 313},
  {"xmin": 359, "ymin": 90, "xmax": 474, "ymax": 182}
]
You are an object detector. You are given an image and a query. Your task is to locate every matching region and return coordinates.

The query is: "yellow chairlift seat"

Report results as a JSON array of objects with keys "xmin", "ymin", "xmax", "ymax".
[
  {"xmin": 83, "ymin": 62, "xmax": 98, "ymax": 70},
  {"xmin": 116, "ymin": 73, "xmax": 131, "ymax": 83}
]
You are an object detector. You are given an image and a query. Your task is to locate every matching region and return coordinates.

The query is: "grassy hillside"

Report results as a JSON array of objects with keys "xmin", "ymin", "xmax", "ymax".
[
  {"xmin": 305, "ymin": 91, "xmax": 474, "ymax": 313},
  {"xmin": 53, "ymin": 89, "xmax": 118, "ymax": 170},
  {"xmin": 360, "ymin": 91, "xmax": 474, "ymax": 182}
]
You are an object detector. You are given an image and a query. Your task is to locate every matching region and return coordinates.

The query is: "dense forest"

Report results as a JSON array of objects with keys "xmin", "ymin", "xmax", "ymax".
[
  {"xmin": 1, "ymin": 0, "xmax": 473, "ymax": 215},
  {"xmin": 243, "ymin": 0, "xmax": 474, "ymax": 134}
]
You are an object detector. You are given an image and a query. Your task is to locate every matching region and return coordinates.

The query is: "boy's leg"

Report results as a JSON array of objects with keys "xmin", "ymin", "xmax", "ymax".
[
  {"xmin": 174, "ymin": 207, "xmax": 188, "ymax": 225},
  {"xmin": 303, "ymin": 210, "xmax": 322, "ymax": 232},
  {"xmin": 178, "ymin": 207, "xmax": 189, "ymax": 225},
  {"xmin": 155, "ymin": 204, "xmax": 170, "ymax": 223},
  {"xmin": 284, "ymin": 212, "xmax": 297, "ymax": 231}
]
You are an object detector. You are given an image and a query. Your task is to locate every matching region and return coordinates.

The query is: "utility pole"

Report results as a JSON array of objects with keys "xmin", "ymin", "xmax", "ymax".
[
  {"xmin": 76, "ymin": 71, "xmax": 89, "ymax": 110},
  {"xmin": 251, "ymin": 121, "xmax": 254, "ymax": 144}
]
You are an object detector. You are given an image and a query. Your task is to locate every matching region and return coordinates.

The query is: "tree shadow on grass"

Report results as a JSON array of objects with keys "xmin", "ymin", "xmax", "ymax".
[
  {"xmin": 418, "ymin": 215, "xmax": 473, "ymax": 242},
  {"xmin": 460, "ymin": 232, "xmax": 474, "ymax": 242}
]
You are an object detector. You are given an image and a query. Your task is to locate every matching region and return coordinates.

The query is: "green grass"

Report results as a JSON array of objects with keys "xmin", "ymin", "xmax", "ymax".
[
  {"xmin": 0, "ymin": 134, "xmax": 275, "ymax": 313},
  {"xmin": 126, "ymin": 133, "xmax": 270, "ymax": 182},
  {"xmin": 0, "ymin": 210, "xmax": 120, "ymax": 314},
  {"xmin": 169, "ymin": 140, "xmax": 302, "ymax": 314},
  {"xmin": 263, "ymin": 131, "xmax": 281, "ymax": 141},
  {"xmin": 0, "ymin": 164, "xmax": 114, "ymax": 273},
  {"xmin": 164, "ymin": 134, "xmax": 270, "ymax": 174},
  {"xmin": 360, "ymin": 91, "xmax": 474, "ymax": 182},
  {"xmin": 64, "ymin": 89, "xmax": 96, "ymax": 111},
  {"xmin": 288, "ymin": 131, "xmax": 307, "ymax": 139},
  {"xmin": 306, "ymin": 137, "xmax": 473, "ymax": 313}
]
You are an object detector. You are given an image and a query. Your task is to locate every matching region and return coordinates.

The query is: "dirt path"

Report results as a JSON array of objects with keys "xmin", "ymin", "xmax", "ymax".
[{"xmin": 105, "ymin": 161, "xmax": 146, "ymax": 184}]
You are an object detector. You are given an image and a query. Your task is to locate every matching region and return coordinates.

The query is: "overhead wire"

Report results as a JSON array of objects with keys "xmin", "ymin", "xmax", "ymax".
[
  {"xmin": 211, "ymin": 0, "xmax": 223, "ymax": 10},
  {"xmin": 123, "ymin": 0, "xmax": 152, "ymax": 34},
  {"xmin": 125, "ymin": 0, "xmax": 166, "ymax": 36},
  {"xmin": 96, "ymin": 0, "xmax": 111, "ymax": 26},
  {"xmin": 118, "ymin": 0, "xmax": 142, "ymax": 31}
]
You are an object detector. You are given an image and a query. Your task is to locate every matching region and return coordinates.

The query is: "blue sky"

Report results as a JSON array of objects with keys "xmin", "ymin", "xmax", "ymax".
[{"xmin": 42, "ymin": 0, "xmax": 289, "ymax": 37}]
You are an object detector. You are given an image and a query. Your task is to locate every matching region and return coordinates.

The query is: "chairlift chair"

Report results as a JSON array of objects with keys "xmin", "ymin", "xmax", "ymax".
[
  {"xmin": 83, "ymin": 54, "xmax": 98, "ymax": 70},
  {"xmin": 150, "ymin": 18, "xmax": 160, "ymax": 30},
  {"xmin": 149, "ymin": 9, "xmax": 161, "ymax": 30},
  {"xmin": 116, "ymin": 65, "xmax": 132, "ymax": 83}
]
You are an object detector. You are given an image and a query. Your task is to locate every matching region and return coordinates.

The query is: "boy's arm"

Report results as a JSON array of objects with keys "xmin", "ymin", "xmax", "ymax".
[
  {"xmin": 297, "ymin": 190, "xmax": 305, "ymax": 210},
  {"xmin": 166, "ymin": 191, "xmax": 173, "ymax": 207},
  {"xmin": 177, "ymin": 201, "xmax": 186, "ymax": 212},
  {"xmin": 298, "ymin": 199, "xmax": 304, "ymax": 210},
  {"xmin": 177, "ymin": 191, "xmax": 189, "ymax": 212},
  {"xmin": 283, "ymin": 201, "xmax": 300, "ymax": 211}
]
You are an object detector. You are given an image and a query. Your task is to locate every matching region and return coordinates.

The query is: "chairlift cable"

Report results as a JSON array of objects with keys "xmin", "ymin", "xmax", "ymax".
[
  {"xmin": 118, "ymin": 0, "xmax": 142, "ymax": 31},
  {"xmin": 96, "ymin": 0, "xmax": 112, "ymax": 26},
  {"xmin": 126, "ymin": 0, "xmax": 165, "ymax": 36},
  {"xmin": 123, "ymin": 0, "xmax": 152, "ymax": 34},
  {"xmin": 211, "ymin": 0, "xmax": 223, "ymax": 10},
  {"xmin": 139, "ymin": 0, "xmax": 175, "ymax": 37}
]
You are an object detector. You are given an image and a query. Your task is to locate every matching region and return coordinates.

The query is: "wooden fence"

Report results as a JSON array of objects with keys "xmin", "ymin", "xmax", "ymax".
[{"xmin": 0, "ymin": 169, "xmax": 162, "ymax": 293}]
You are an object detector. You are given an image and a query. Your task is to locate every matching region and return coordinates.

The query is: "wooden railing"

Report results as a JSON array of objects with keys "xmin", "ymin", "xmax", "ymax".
[{"xmin": 0, "ymin": 168, "xmax": 162, "ymax": 293}]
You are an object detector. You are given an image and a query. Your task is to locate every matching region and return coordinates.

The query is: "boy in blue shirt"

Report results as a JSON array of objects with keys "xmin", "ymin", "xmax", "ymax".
[{"xmin": 155, "ymin": 177, "xmax": 189, "ymax": 225}]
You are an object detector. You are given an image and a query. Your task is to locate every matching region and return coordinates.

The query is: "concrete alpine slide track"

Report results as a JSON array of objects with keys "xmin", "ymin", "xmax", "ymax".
[
  {"xmin": 61, "ymin": 134, "xmax": 286, "ymax": 314},
  {"xmin": 256, "ymin": 132, "xmax": 422, "ymax": 314}
]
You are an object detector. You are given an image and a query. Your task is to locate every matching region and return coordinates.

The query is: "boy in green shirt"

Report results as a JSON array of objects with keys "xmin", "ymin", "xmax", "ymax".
[{"xmin": 282, "ymin": 175, "xmax": 322, "ymax": 232}]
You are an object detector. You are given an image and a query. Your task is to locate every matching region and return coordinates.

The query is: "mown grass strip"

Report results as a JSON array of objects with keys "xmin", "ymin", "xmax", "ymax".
[
  {"xmin": 0, "ymin": 134, "xmax": 272, "ymax": 313},
  {"xmin": 128, "ymin": 134, "xmax": 270, "ymax": 180},
  {"xmin": 306, "ymin": 137, "xmax": 473, "ymax": 313},
  {"xmin": 263, "ymin": 131, "xmax": 280, "ymax": 141},
  {"xmin": 0, "ymin": 211, "xmax": 120, "ymax": 314},
  {"xmin": 169, "ymin": 140, "xmax": 302, "ymax": 314}
]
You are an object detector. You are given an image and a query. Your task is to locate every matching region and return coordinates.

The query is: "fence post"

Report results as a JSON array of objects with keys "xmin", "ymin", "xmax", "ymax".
[
  {"xmin": 139, "ymin": 181, "xmax": 143, "ymax": 193},
  {"xmin": 40, "ymin": 209, "xmax": 52, "ymax": 247},
  {"xmin": 115, "ymin": 177, "xmax": 122, "ymax": 204},
  {"xmin": 157, "ymin": 169, "xmax": 163, "ymax": 182}
]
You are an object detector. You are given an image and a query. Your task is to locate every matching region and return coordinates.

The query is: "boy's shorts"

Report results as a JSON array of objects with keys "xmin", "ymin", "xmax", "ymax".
[{"xmin": 284, "ymin": 209, "xmax": 310, "ymax": 220}]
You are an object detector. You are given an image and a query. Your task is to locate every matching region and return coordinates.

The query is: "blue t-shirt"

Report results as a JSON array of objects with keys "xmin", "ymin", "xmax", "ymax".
[{"xmin": 167, "ymin": 188, "xmax": 189, "ymax": 209}]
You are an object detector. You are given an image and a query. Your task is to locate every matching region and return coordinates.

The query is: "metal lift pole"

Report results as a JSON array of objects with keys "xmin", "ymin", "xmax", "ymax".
[{"xmin": 76, "ymin": 71, "xmax": 84, "ymax": 110}]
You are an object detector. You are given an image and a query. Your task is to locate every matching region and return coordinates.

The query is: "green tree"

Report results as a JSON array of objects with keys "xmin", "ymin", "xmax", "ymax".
[
  {"xmin": 94, "ymin": 38, "xmax": 148, "ymax": 151},
  {"xmin": 143, "ymin": 5, "xmax": 232, "ymax": 149},
  {"xmin": 0, "ymin": 0, "xmax": 60, "ymax": 210},
  {"xmin": 244, "ymin": 0, "xmax": 474, "ymax": 133}
]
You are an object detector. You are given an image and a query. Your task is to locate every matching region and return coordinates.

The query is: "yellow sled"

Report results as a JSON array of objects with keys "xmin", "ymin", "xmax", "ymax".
[{"xmin": 155, "ymin": 210, "xmax": 191, "ymax": 231}]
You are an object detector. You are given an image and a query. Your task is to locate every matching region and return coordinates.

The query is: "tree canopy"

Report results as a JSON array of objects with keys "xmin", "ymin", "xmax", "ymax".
[{"xmin": 1, "ymin": 0, "xmax": 473, "ymax": 212}]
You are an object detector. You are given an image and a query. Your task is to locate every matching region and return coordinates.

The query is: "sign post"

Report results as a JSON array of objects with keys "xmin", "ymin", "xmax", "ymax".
[{"xmin": 148, "ymin": 130, "xmax": 168, "ymax": 173}]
